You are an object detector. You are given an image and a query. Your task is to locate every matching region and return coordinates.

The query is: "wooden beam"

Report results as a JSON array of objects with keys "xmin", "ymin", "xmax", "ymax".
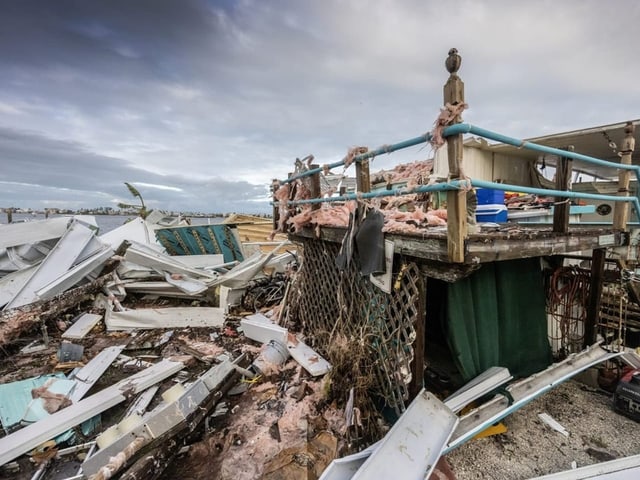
[
  {"xmin": 290, "ymin": 227, "xmax": 625, "ymax": 264},
  {"xmin": 613, "ymin": 123, "xmax": 636, "ymax": 230},
  {"xmin": 552, "ymin": 148, "xmax": 573, "ymax": 233},
  {"xmin": 309, "ymin": 164, "xmax": 322, "ymax": 211},
  {"xmin": 466, "ymin": 231, "xmax": 623, "ymax": 263},
  {"xmin": 0, "ymin": 273, "xmax": 112, "ymax": 348},
  {"xmin": 356, "ymin": 158, "xmax": 371, "ymax": 193},
  {"xmin": 444, "ymin": 48, "xmax": 466, "ymax": 263},
  {"xmin": 420, "ymin": 261, "xmax": 481, "ymax": 283},
  {"xmin": 447, "ymin": 189, "xmax": 466, "ymax": 262},
  {"xmin": 585, "ymin": 248, "xmax": 606, "ymax": 348},
  {"xmin": 271, "ymin": 179, "xmax": 280, "ymax": 231},
  {"xmin": 409, "ymin": 274, "xmax": 426, "ymax": 400}
]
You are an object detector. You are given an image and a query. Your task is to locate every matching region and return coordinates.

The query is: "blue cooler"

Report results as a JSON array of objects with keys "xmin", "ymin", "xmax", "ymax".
[
  {"xmin": 476, "ymin": 204, "xmax": 508, "ymax": 223},
  {"xmin": 476, "ymin": 188, "xmax": 505, "ymax": 205}
]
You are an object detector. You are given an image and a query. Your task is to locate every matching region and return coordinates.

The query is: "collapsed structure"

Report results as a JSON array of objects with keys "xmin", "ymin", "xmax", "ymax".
[{"xmin": 1, "ymin": 49, "xmax": 640, "ymax": 479}]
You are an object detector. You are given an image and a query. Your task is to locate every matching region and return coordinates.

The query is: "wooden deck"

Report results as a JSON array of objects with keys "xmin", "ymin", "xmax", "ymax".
[{"xmin": 290, "ymin": 225, "xmax": 628, "ymax": 265}]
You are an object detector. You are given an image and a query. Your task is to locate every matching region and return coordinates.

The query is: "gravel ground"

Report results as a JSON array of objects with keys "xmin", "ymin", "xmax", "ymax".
[{"xmin": 446, "ymin": 379, "xmax": 640, "ymax": 479}]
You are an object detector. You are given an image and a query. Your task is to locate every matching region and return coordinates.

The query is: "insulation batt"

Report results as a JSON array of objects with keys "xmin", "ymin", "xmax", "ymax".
[{"xmin": 288, "ymin": 201, "xmax": 447, "ymax": 234}]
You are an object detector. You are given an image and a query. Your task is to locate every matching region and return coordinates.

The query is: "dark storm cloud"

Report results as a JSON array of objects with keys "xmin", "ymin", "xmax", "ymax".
[
  {"xmin": 0, "ymin": 126, "xmax": 268, "ymax": 213},
  {"xmin": 1, "ymin": 1, "xmax": 640, "ymax": 213}
]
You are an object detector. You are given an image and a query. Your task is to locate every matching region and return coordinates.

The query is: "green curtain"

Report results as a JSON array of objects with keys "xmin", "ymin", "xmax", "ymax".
[{"xmin": 446, "ymin": 258, "xmax": 552, "ymax": 381}]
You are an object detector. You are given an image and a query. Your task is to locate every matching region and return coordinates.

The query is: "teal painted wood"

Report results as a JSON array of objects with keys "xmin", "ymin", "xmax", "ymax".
[{"xmin": 155, "ymin": 225, "xmax": 244, "ymax": 262}]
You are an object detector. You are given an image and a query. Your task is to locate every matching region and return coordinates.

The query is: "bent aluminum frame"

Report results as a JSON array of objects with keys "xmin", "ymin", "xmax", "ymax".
[{"xmin": 0, "ymin": 359, "xmax": 184, "ymax": 467}]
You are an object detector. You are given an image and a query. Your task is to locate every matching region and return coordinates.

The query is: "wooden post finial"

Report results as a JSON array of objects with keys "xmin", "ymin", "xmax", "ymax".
[
  {"xmin": 444, "ymin": 48, "xmax": 466, "ymax": 263},
  {"xmin": 445, "ymin": 48, "xmax": 462, "ymax": 76}
]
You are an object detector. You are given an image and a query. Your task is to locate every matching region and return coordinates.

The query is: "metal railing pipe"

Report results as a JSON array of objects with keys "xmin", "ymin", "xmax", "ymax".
[
  {"xmin": 279, "ymin": 178, "xmax": 640, "ymax": 218},
  {"xmin": 444, "ymin": 123, "xmax": 640, "ymax": 177},
  {"xmin": 280, "ymin": 133, "xmax": 432, "ymax": 185}
]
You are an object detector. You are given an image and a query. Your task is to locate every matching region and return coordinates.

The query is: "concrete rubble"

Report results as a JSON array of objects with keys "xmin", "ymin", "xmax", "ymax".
[{"xmin": 0, "ymin": 215, "xmax": 639, "ymax": 480}]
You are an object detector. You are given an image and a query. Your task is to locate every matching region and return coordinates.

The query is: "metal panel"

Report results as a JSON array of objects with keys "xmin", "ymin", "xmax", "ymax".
[
  {"xmin": 318, "ymin": 366, "xmax": 514, "ymax": 480},
  {"xmin": 0, "ymin": 217, "xmax": 69, "ymax": 250},
  {"xmin": 124, "ymin": 241, "xmax": 218, "ymax": 280},
  {"xmin": 446, "ymin": 344, "xmax": 623, "ymax": 452},
  {"xmin": 528, "ymin": 453, "xmax": 640, "ymax": 479},
  {"xmin": 352, "ymin": 390, "xmax": 458, "ymax": 480},
  {"xmin": 443, "ymin": 366, "xmax": 512, "ymax": 413},
  {"xmin": 34, "ymin": 246, "xmax": 114, "ymax": 301},
  {"xmin": 105, "ymin": 306, "xmax": 225, "ymax": 331},
  {"xmin": 4, "ymin": 221, "xmax": 95, "ymax": 310},
  {"xmin": 71, "ymin": 236, "xmax": 107, "ymax": 268},
  {"xmin": 163, "ymin": 271, "xmax": 208, "ymax": 294},
  {"xmin": 170, "ymin": 254, "xmax": 225, "ymax": 269},
  {"xmin": 68, "ymin": 345, "xmax": 125, "ymax": 402},
  {"xmin": 61, "ymin": 313, "xmax": 103, "ymax": 340},
  {"xmin": 0, "ymin": 359, "xmax": 183, "ymax": 467},
  {"xmin": 0, "ymin": 265, "xmax": 36, "ymax": 308},
  {"xmin": 287, "ymin": 337, "xmax": 331, "ymax": 377},
  {"xmin": 240, "ymin": 314, "xmax": 288, "ymax": 344},
  {"xmin": 82, "ymin": 360, "xmax": 233, "ymax": 476},
  {"xmin": 125, "ymin": 386, "xmax": 159, "ymax": 417},
  {"xmin": 98, "ymin": 217, "xmax": 158, "ymax": 249}
]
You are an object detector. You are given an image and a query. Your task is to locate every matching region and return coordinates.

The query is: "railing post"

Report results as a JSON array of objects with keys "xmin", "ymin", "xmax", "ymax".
[
  {"xmin": 444, "ymin": 48, "xmax": 466, "ymax": 263},
  {"xmin": 584, "ymin": 248, "xmax": 605, "ymax": 349},
  {"xmin": 309, "ymin": 164, "xmax": 321, "ymax": 211},
  {"xmin": 271, "ymin": 179, "xmax": 280, "ymax": 231},
  {"xmin": 613, "ymin": 122, "xmax": 636, "ymax": 230},
  {"xmin": 356, "ymin": 158, "xmax": 371, "ymax": 193},
  {"xmin": 552, "ymin": 146, "xmax": 573, "ymax": 233}
]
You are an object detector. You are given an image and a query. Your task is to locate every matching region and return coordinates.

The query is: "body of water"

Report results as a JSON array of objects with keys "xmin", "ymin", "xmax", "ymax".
[{"xmin": 3, "ymin": 213, "xmax": 222, "ymax": 234}]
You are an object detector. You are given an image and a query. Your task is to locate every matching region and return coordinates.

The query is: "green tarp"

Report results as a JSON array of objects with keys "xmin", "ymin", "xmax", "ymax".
[{"xmin": 446, "ymin": 258, "xmax": 552, "ymax": 382}]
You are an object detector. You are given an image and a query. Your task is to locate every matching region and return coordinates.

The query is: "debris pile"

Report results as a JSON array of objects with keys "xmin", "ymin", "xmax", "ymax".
[
  {"xmin": 2, "ymin": 214, "xmax": 640, "ymax": 480},
  {"xmin": 0, "ymin": 214, "xmax": 339, "ymax": 480}
]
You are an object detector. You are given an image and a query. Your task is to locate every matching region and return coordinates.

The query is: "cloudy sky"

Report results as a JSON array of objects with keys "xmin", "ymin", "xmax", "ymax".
[{"xmin": 1, "ymin": 0, "xmax": 639, "ymax": 214}]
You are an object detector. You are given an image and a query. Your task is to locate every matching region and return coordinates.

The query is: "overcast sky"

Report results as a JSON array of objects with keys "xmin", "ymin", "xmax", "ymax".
[{"xmin": 1, "ymin": 0, "xmax": 639, "ymax": 214}]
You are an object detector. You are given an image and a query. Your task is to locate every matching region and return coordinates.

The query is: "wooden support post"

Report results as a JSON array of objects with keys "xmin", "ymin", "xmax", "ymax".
[
  {"xmin": 6, "ymin": 208, "xmax": 12, "ymax": 224},
  {"xmin": 585, "ymin": 248, "xmax": 606, "ymax": 348},
  {"xmin": 356, "ymin": 158, "xmax": 371, "ymax": 193},
  {"xmin": 409, "ymin": 274, "xmax": 426, "ymax": 400},
  {"xmin": 552, "ymin": 147, "xmax": 573, "ymax": 233},
  {"xmin": 310, "ymin": 164, "xmax": 321, "ymax": 210},
  {"xmin": 271, "ymin": 179, "xmax": 280, "ymax": 231},
  {"xmin": 444, "ymin": 48, "xmax": 466, "ymax": 263},
  {"xmin": 613, "ymin": 122, "xmax": 636, "ymax": 230}
]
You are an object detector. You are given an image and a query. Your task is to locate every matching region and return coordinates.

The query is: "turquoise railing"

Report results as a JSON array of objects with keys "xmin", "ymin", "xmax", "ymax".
[{"xmin": 276, "ymin": 123, "xmax": 639, "ymax": 218}]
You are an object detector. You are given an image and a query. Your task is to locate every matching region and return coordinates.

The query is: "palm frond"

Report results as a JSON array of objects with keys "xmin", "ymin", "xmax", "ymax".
[{"xmin": 124, "ymin": 182, "xmax": 141, "ymax": 199}]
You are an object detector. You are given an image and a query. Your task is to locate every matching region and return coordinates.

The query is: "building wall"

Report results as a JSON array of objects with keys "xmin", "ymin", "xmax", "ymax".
[{"xmin": 432, "ymin": 145, "xmax": 533, "ymax": 185}]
